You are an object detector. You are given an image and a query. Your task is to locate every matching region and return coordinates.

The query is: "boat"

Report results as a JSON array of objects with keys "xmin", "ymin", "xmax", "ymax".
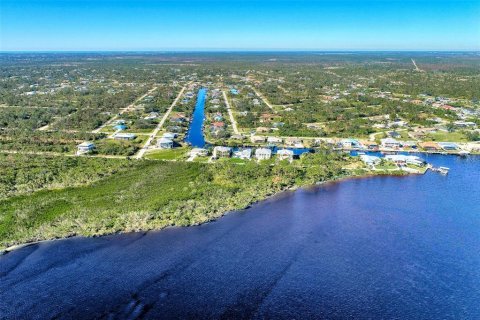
[
  {"xmin": 439, "ymin": 166, "xmax": 450, "ymax": 175},
  {"xmin": 458, "ymin": 150, "xmax": 470, "ymax": 157}
]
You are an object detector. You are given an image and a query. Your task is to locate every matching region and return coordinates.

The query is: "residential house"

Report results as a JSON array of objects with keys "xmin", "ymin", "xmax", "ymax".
[
  {"xmin": 438, "ymin": 142, "xmax": 459, "ymax": 151},
  {"xmin": 213, "ymin": 146, "xmax": 232, "ymax": 158},
  {"xmin": 267, "ymin": 136, "xmax": 283, "ymax": 145},
  {"xmin": 277, "ymin": 149, "xmax": 294, "ymax": 162},
  {"xmin": 157, "ymin": 137, "xmax": 173, "ymax": 149},
  {"xmin": 341, "ymin": 138, "xmax": 362, "ymax": 149},
  {"xmin": 419, "ymin": 142, "xmax": 441, "ymax": 151},
  {"xmin": 259, "ymin": 113, "xmax": 276, "ymax": 123},
  {"xmin": 77, "ymin": 141, "xmax": 95, "ymax": 155},
  {"xmin": 256, "ymin": 127, "xmax": 270, "ymax": 133},
  {"xmin": 234, "ymin": 148, "xmax": 252, "ymax": 160},
  {"xmin": 251, "ymin": 135, "xmax": 266, "ymax": 144},
  {"xmin": 255, "ymin": 148, "xmax": 272, "ymax": 160},
  {"xmin": 360, "ymin": 141, "xmax": 378, "ymax": 150},
  {"xmin": 381, "ymin": 138, "xmax": 401, "ymax": 149},
  {"xmin": 360, "ymin": 155, "xmax": 381, "ymax": 166},
  {"xmin": 113, "ymin": 133, "xmax": 136, "ymax": 140}
]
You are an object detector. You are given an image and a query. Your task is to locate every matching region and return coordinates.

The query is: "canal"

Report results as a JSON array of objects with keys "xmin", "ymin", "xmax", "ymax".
[{"xmin": 185, "ymin": 88, "xmax": 207, "ymax": 148}]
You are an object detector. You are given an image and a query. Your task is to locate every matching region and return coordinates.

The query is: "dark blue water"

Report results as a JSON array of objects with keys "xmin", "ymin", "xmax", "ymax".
[
  {"xmin": 185, "ymin": 88, "xmax": 207, "ymax": 148},
  {"xmin": 1, "ymin": 155, "xmax": 479, "ymax": 319}
]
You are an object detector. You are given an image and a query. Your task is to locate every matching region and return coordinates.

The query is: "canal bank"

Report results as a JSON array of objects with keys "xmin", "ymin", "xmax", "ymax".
[{"xmin": 185, "ymin": 88, "xmax": 207, "ymax": 148}]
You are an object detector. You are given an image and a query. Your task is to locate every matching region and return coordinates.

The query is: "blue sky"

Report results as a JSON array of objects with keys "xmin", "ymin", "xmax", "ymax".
[{"xmin": 1, "ymin": 0, "xmax": 479, "ymax": 51}]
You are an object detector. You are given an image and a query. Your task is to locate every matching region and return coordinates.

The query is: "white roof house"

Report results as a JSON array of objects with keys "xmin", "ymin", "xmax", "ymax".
[
  {"xmin": 381, "ymin": 138, "xmax": 401, "ymax": 148},
  {"xmin": 213, "ymin": 146, "xmax": 232, "ymax": 158},
  {"xmin": 385, "ymin": 155, "xmax": 425, "ymax": 166},
  {"xmin": 360, "ymin": 154, "xmax": 381, "ymax": 165},
  {"xmin": 277, "ymin": 149, "xmax": 294, "ymax": 162},
  {"xmin": 255, "ymin": 148, "xmax": 272, "ymax": 160},
  {"xmin": 233, "ymin": 148, "xmax": 252, "ymax": 160},
  {"xmin": 113, "ymin": 133, "xmax": 136, "ymax": 140},
  {"xmin": 157, "ymin": 137, "xmax": 173, "ymax": 149},
  {"xmin": 267, "ymin": 136, "xmax": 283, "ymax": 145},
  {"xmin": 251, "ymin": 135, "xmax": 266, "ymax": 143},
  {"xmin": 77, "ymin": 141, "xmax": 95, "ymax": 155}
]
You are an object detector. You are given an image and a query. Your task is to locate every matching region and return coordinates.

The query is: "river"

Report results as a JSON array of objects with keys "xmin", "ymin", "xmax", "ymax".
[
  {"xmin": 185, "ymin": 88, "xmax": 207, "ymax": 148},
  {"xmin": 1, "ymin": 154, "xmax": 479, "ymax": 319}
]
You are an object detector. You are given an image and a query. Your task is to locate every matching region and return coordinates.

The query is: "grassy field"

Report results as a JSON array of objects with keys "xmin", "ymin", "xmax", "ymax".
[
  {"xmin": 0, "ymin": 152, "xmax": 349, "ymax": 249},
  {"xmin": 427, "ymin": 131, "xmax": 468, "ymax": 142},
  {"xmin": 144, "ymin": 148, "xmax": 189, "ymax": 160}
]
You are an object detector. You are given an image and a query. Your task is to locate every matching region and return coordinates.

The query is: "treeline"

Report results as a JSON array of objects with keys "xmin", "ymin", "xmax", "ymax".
[{"xmin": 0, "ymin": 150, "xmax": 349, "ymax": 249}]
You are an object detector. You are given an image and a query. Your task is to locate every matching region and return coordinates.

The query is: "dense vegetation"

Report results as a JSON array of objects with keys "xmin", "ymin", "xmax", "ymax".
[
  {"xmin": 0, "ymin": 154, "xmax": 137, "ymax": 200},
  {"xmin": 0, "ymin": 151, "xmax": 348, "ymax": 249}
]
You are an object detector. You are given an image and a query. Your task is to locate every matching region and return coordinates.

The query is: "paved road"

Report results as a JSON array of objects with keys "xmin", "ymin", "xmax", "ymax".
[
  {"xmin": 222, "ymin": 90, "xmax": 239, "ymax": 135},
  {"xmin": 92, "ymin": 86, "xmax": 158, "ymax": 134},
  {"xmin": 135, "ymin": 84, "xmax": 190, "ymax": 159}
]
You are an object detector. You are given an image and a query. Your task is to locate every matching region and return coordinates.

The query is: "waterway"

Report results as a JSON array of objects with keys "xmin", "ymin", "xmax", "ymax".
[
  {"xmin": 185, "ymin": 88, "xmax": 207, "ymax": 148},
  {"xmin": 1, "ymin": 155, "xmax": 479, "ymax": 319}
]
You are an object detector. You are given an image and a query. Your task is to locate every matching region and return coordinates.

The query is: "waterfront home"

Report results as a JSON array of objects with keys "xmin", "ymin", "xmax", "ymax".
[
  {"xmin": 341, "ymin": 138, "xmax": 362, "ymax": 149},
  {"xmin": 157, "ymin": 137, "xmax": 173, "ymax": 149},
  {"xmin": 190, "ymin": 148, "xmax": 208, "ymax": 157},
  {"xmin": 419, "ymin": 142, "xmax": 441, "ymax": 151},
  {"xmin": 234, "ymin": 148, "xmax": 252, "ymax": 160},
  {"xmin": 251, "ymin": 135, "xmax": 266, "ymax": 144},
  {"xmin": 77, "ymin": 141, "xmax": 95, "ymax": 155},
  {"xmin": 381, "ymin": 138, "xmax": 401, "ymax": 149},
  {"xmin": 213, "ymin": 146, "xmax": 232, "ymax": 158},
  {"xmin": 438, "ymin": 142, "xmax": 459, "ymax": 151},
  {"xmin": 255, "ymin": 148, "xmax": 272, "ymax": 160},
  {"xmin": 360, "ymin": 141, "xmax": 378, "ymax": 150},
  {"xmin": 277, "ymin": 149, "xmax": 294, "ymax": 162},
  {"xmin": 170, "ymin": 115, "xmax": 186, "ymax": 124},
  {"xmin": 267, "ymin": 136, "xmax": 283, "ymax": 145},
  {"xmin": 113, "ymin": 133, "xmax": 136, "ymax": 140},
  {"xmin": 385, "ymin": 155, "xmax": 425, "ymax": 166},
  {"xmin": 464, "ymin": 142, "xmax": 480, "ymax": 153},
  {"xmin": 360, "ymin": 154, "xmax": 381, "ymax": 166},
  {"xmin": 400, "ymin": 141, "xmax": 417, "ymax": 149}
]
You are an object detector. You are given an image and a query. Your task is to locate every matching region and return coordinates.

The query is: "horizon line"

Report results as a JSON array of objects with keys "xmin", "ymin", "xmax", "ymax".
[{"xmin": 1, "ymin": 49, "xmax": 480, "ymax": 54}]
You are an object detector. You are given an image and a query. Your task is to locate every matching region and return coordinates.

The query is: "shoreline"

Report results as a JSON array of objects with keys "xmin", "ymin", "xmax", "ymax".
[{"xmin": 0, "ymin": 167, "xmax": 419, "ymax": 255}]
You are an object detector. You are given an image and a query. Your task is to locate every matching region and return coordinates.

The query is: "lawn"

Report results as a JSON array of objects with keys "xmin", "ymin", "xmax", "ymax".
[
  {"xmin": 427, "ymin": 131, "xmax": 468, "ymax": 142},
  {"xmin": 144, "ymin": 148, "xmax": 188, "ymax": 160}
]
